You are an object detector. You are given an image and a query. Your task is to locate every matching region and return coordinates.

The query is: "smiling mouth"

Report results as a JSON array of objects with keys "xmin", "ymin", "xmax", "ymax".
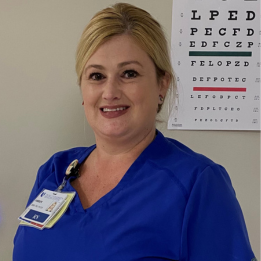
[{"xmin": 101, "ymin": 107, "xmax": 128, "ymax": 112}]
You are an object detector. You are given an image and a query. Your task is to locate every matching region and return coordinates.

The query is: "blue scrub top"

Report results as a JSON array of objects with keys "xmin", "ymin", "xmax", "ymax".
[{"xmin": 13, "ymin": 131, "xmax": 255, "ymax": 261}]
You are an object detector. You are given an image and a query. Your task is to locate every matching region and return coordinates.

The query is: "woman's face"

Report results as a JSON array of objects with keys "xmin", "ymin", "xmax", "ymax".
[{"xmin": 80, "ymin": 34, "xmax": 169, "ymax": 141}]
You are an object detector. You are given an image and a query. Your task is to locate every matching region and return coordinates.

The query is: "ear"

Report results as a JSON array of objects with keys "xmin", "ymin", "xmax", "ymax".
[{"xmin": 159, "ymin": 72, "xmax": 171, "ymax": 97}]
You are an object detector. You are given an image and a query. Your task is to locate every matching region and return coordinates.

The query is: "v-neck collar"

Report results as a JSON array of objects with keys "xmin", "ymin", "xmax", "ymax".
[{"xmin": 64, "ymin": 130, "xmax": 168, "ymax": 214}]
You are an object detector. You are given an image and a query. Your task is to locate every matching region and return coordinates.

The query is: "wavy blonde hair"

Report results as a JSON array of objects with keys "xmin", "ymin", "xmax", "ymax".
[{"xmin": 76, "ymin": 3, "xmax": 175, "ymax": 113}]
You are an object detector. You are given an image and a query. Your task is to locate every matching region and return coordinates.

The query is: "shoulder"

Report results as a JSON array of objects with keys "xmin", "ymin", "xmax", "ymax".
[
  {"xmin": 149, "ymin": 131, "xmax": 231, "ymax": 199},
  {"xmin": 153, "ymin": 130, "xmax": 219, "ymax": 173},
  {"xmin": 42, "ymin": 146, "xmax": 92, "ymax": 169},
  {"xmin": 31, "ymin": 146, "xmax": 95, "ymax": 195}
]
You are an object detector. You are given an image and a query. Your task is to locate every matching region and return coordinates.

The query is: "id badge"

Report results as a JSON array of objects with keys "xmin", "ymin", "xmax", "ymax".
[{"xmin": 19, "ymin": 189, "xmax": 68, "ymax": 230}]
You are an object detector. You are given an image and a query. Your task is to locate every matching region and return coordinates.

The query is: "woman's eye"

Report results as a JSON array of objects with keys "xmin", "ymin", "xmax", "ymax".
[
  {"xmin": 123, "ymin": 70, "xmax": 138, "ymax": 79},
  {"xmin": 89, "ymin": 73, "xmax": 104, "ymax": 81}
]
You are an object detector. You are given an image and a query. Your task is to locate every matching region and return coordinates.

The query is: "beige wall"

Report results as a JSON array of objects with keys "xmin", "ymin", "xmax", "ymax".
[{"xmin": 0, "ymin": 0, "xmax": 259, "ymax": 260}]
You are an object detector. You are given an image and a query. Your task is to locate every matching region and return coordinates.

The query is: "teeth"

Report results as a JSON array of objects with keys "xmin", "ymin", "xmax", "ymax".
[{"xmin": 103, "ymin": 107, "xmax": 127, "ymax": 112}]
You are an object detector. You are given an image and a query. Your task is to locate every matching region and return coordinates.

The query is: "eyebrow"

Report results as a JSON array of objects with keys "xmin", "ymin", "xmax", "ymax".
[
  {"xmin": 117, "ymin": 61, "xmax": 143, "ymax": 68},
  {"xmin": 84, "ymin": 60, "xmax": 143, "ymax": 74},
  {"xmin": 84, "ymin": 64, "xmax": 104, "ymax": 73}
]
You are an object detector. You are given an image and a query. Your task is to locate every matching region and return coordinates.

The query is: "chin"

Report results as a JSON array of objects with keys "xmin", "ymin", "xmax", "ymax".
[{"xmin": 96, "ymin": 124, "xmax": 130, "ymax": 139}]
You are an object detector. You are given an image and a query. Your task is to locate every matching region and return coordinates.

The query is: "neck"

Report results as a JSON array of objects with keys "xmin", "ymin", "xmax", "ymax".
[{"xmin": 93, "ymin": 127, "xmax": 156, "ymax": 161}]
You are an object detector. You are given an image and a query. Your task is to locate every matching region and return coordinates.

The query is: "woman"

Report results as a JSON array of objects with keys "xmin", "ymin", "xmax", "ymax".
[{"xmin": 13, "ymin": 3, "xmax": 256, "ymax": 261}]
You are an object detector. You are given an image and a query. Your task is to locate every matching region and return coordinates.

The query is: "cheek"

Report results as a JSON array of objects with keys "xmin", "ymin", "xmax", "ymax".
[
  {"xmin": 141, "ymin": 85, "xmax": 160, "ymax": 108},
  {"xmin": 135, "ymin": 93, "xmax": 159, "ymax": 113},
  {"xmin": 81, "ymin": 87, "xmax": 100, "ymax": 105},
  {"xmin": 131, "ymin": 80, "xmax": 160, "ymax": 104}
]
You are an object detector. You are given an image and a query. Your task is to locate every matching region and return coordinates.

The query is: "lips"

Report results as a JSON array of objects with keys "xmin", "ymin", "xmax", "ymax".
[{"xmin": 100, "ymin": 105, "xmax": 129, "ymax": 119}]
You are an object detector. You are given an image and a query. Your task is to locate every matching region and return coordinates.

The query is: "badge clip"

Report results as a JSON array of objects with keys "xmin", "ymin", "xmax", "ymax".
[{"xmin": 56, "ymin": 159, "xmax": 80, "ymax": 192}]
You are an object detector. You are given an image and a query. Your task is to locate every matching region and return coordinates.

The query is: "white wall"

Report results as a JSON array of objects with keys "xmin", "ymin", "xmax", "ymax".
[{"xmin": 0, "ymin": 0, "xmax": 259, "ymax": 260}]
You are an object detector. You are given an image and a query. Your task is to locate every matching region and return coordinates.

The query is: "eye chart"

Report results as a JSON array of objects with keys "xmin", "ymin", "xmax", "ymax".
[{"xmin": 168, "ymin": 0, "xmax": 260, "ymax": 130}]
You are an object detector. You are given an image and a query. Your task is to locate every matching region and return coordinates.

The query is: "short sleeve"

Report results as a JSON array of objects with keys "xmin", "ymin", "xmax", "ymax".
[
  {"xmin": 180, "ymin": 165, "xmax": 255, "ymax": 261},
  {"xmin": 26, "ymin": 155, "xmax": 56, "ymax": 207},
  {"xmin": 13, "ymin": 157, "xmax": 55, "ymax": 248},
  {"xmin": 25, "ymin": 165, "xmax": 41, "ymax": 207}
]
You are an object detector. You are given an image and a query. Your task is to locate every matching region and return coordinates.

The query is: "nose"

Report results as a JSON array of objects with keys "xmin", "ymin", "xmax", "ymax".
[{"xmin": 102, "ymin": 76, "xmax": 121, "ymax": 101}]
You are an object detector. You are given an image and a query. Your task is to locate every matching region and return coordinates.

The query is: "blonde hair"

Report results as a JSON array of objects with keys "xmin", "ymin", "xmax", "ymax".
[{"xmin": 76, "ymin": 3, "xmax": 176, "ymax": 113}]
